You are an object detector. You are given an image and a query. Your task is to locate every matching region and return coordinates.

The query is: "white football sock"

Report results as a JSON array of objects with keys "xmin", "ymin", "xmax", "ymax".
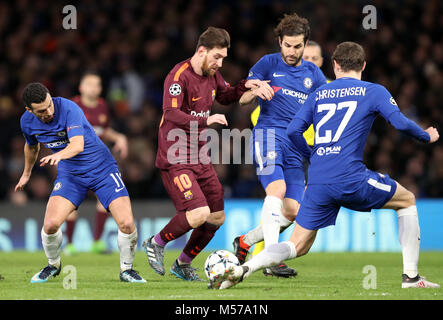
[
  {"xmin": 243, "ymin": 208, "xmax": 293, "ymax": 247},
  {"xmin": 118, "ymin": 229, "xmax": 138, "ymax": 272},
  {"xmin": 244, "ymin": 241, "xmax": 297, "ymax": 276},
  {"xmin": 397, "ymin": 205, "xmax": 420, "ymax": 278},
  {"xmin": 41, "ymin": 228, "xmax": 62, "ymax": 268},
  {"xmin": 243, "ymin": 225, "xmax": 264, "ymax": 247},
  {"xmin": 262, "ymin": 196, "xmax": 283, "ymax": 248}
]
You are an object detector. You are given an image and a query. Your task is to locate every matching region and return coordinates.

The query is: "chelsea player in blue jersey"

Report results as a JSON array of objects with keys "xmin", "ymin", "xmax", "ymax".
[
  {"xmin": 216, "ymin": 42, "xmax": 439, "ymax": 289},
  {"xmin": 233, "ymin": 13, "xmax": 327, "ymax": 278},
  {"xmin": 15, "ymin": 83, "xmax": 146, "ymax": 284}
]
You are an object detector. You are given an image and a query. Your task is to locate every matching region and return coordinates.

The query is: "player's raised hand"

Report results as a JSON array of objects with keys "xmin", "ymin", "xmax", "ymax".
[
  {"xmin": 40, "ymin": 154, "xmax": 62, "ymax": 166},
  {"xmin": 425, "ymin": 127, "xmax": 439, "ymax": 143},
  {"xmin": 14, "ymin": 174, "xmax": 30, "ymax": 192},
  {"xmin": 207, "ymin": 114, "xmax": 228, "ymax": 126}
]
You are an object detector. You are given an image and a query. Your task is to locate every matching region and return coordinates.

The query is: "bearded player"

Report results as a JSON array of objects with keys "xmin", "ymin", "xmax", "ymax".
[
  {"xmin": 64, "ymin": 72, "xmax": 128, "ymax": 255},
  {"xmin": 249, "ymin": 39, "xmax": 330, "ymax": 260},
  {"xmin": 141, "ymin": 27, "xmax": 272, "ymax": 281},
  {"xmin": 233, "ymin": 13, "xmax": 327, "ymax": 278}
]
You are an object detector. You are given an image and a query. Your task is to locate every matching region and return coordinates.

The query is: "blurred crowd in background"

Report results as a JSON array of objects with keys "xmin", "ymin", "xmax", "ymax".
[{"xmin": 0, "ymin": 0, "xmax": 442, "ymax": 205}]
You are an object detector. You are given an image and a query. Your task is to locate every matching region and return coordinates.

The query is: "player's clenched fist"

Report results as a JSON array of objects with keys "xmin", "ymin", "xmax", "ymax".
[
  {"xmin": 207, "ymin": 114, "xmax": 228, "ymax": 126},
  {"xmin": 425, "ymin": 127, "xmax": 439, "ymax": 143}
]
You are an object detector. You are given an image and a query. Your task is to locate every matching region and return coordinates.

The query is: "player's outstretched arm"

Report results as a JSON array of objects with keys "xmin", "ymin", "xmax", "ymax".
[
  {"xmin": 215, "ymin": 75, "xmax": 271, "ymax": 105},
  {"xmin": 40, "ymin": 135, "xmax": 84, "ymax": 167},
  {"xmin": 15, "ymin": 143, "xmax": 40, "ymax": 192},
  {"xmin": 376, "ymin": 87, "xmax": 436, "ymax": 144},
  {"xmin": 386, "ymin": 110, "xmax": 434, "ymax": 143}
]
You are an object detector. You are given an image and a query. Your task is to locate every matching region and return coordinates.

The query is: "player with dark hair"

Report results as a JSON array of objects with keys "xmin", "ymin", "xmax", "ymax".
[
  {"xmin": 141, "ymin": 27, "xmax": 271, "ymax": 281},
  {"xmin": 64, "ymin": 72, "xmax": 128, "ymax": 255},
  {"xmin": 249, "ymin": 39, "xmax": 329, "ymax": 259},
  {"xmin": 233, "ymin": 13, "xmax": 327, "ymax": 278},
  {"xmin": 216, "ymin": 42, "xmax": 440, "ymax": 289},
  {"xmin": 16, "ymin": 82, "xmax": 145, "ymax": 283}
]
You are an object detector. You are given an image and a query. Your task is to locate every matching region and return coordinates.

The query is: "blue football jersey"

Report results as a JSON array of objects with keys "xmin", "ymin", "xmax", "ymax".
[
  {"xmin": 20, "ymin": 97, "xmax": 117, "ymax": 175},
  {"xmin": 290, "ymin": 77, "xmax": 430, "ymax": 184},
  {"xmin": 247, "ymin": 53, "xmax": 327, "ymax": 129}
]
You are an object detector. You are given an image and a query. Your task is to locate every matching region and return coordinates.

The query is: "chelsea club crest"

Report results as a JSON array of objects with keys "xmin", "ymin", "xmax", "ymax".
[{"xmin": 303, "ymin": 77, "xmax": 313, "ymax": 89}]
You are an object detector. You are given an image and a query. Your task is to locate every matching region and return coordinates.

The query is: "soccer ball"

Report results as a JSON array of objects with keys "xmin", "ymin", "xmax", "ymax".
[{"xmin": 204, "ymin": 250, "xmax": 240, "ymax": 281}]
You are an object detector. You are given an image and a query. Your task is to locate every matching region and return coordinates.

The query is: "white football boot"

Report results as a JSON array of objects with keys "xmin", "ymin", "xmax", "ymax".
[
  {"xmin": 219, "ymin": 265, "xmax": 250, "ymax": 290},
  {"xmin": 401, "ymin": 274, "xmax": 440, "ymax": 288}
]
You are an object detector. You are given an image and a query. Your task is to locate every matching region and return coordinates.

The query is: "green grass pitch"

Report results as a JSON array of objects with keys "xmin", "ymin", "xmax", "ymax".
[{"xmin": 0, "ymin": 250, "xmax": 441, "ymax": 300}]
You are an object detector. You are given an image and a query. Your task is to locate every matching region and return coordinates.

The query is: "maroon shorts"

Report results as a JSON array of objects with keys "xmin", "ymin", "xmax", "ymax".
[{"xmin": 160, "ymin": 164, "xmax": 224, "ymax": 214}]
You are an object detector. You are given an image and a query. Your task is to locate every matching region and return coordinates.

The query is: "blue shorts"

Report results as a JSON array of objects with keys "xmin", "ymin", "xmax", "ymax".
[
  {"xmin": 250, "ymin": 127, "xmax": 306, "ymax": 202},
  {"xmin": 296, "ymin": 170, "xmax": 397, "ymax": 230},
  {"xmin": 50, "ymin": 166, "xmax": 129, "ymax": 210}
]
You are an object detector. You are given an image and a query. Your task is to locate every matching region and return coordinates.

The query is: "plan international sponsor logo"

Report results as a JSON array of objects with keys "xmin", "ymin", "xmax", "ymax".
[{"xmin": 316, "ymin": 146, "xmax": 342, "ymax": 156}]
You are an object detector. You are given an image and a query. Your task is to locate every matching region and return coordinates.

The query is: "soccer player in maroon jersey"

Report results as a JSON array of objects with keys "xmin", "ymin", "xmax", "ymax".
[
  {"xmin": 142, "ymin": 27, "xmax": 273, "ymax": 281},
  {"xmin": 64, "ymin": 72, "xmax": 128, "ymax": 255}
]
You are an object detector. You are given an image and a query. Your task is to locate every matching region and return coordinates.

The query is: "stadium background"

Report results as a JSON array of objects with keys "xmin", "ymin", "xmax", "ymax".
[{"xmin": 0, "ymin": 0, "xmax": 442, "ymax": 252}]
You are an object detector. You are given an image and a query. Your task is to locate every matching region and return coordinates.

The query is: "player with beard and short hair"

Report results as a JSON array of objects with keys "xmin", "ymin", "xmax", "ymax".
[
  {"xmin": 141, "ymin": 27, "xmax": 272, "ymax": 281},
  {"xmin": 233, "ymin": 13, "xmax": 327, "ymax": 278},
  {"xmin": 64, "ymin": 72, "xmax": 128, "ymax": 255},
  {"xmin": 249, "ymin": 39, "xmax": 330, "ymax": 259}
]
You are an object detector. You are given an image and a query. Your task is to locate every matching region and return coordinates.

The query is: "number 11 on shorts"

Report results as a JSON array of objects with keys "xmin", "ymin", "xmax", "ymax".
[{"xmin": 110, "ymin": 172, "xmax": 125, "ymax": 192}]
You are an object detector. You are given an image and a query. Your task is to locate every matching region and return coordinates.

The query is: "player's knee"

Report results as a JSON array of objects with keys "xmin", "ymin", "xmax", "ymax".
[
  {"xmin": 403, "ymin": 189, "xmax": 416, "ymax": 208},
  {"xmin": 43, "ymin": 219, "xmax": 61, "ymax": 235},
  {"xmin": 208, "ymin": 210, "xmax": 225, "ymax": 226},
  {"xmin": 266, "ymin": 189, "xmax": 286, "ymax": 200},
  {"xmin": 265, "ymin": 181, "xmax": 286, "ymax": 200},
  {"xmin": 215, "ymin": 213, "xmax": 225, "ymax": 226},
  {"xmin": 187, "ymin": 206, "xmax": 211, "ymax": 228},
  {"xmin": 117, "ymin": 217, "xmax": 135, "ymax": 234}
]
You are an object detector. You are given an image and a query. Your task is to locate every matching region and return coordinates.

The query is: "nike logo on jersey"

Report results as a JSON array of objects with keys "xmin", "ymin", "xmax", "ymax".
[
  {"xmin": 192, "ymin": 97, "xmax": 202, "ymax": 101},
  {"xmin": 273, "ymin": 72, "xmax": 285, "ymax": 77},
  {"xmin": 115, "ymin": 186, "xmax": 125, "ymax": 192}
]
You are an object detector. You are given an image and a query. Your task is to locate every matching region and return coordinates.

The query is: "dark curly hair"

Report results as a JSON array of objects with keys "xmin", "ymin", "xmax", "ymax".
[
  {"xmin": 22, "ymin": 83, "xmax": 49, "ymax": 109},
  {"xmin": 274, "ymin": 13, "xmax": 310, "ymax": 44}
]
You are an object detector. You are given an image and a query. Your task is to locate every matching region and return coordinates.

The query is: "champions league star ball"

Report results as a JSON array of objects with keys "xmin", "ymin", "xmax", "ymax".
[{"xmin": 204, "ymin": 250, "xmax": 240, "ymax": 281}]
